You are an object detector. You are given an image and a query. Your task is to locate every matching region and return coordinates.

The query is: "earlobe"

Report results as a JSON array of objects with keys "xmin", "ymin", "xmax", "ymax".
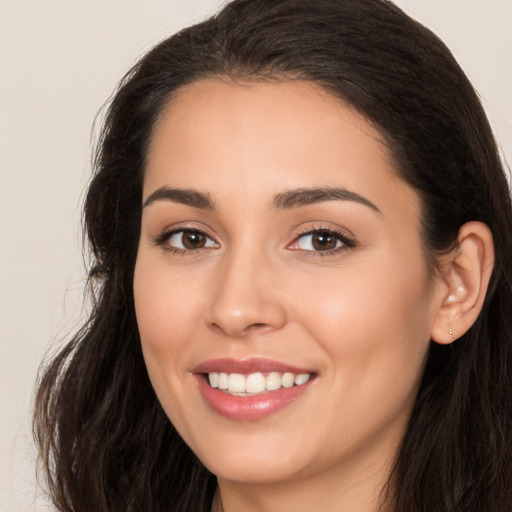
[{"xmin": 431, "ymin": 221, "xmax": 494, "ymax": 345}]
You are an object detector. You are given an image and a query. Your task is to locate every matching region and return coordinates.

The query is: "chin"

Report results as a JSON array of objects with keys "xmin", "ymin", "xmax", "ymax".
[
  {"xmin": 191, "ymin": 430, "xmax": 310, "ymax": 484},
  {"xmin": 206, "ymin": 455, "xmax": 304, "ymax": 485}
]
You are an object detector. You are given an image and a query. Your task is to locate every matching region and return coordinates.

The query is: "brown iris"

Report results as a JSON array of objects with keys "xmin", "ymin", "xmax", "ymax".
[
  {"xmin": 311, "ymin": 231, "xmax": 338, "ymax": 251},
  {"xmin": 181, "ymin": 230, "xmax": 207, "ymax": 249}
]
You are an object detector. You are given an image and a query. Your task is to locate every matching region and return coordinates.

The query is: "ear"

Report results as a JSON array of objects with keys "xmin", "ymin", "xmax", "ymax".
[{"xmin": 431, "ymin": 221, "xmax": 494, "ymax": 344}]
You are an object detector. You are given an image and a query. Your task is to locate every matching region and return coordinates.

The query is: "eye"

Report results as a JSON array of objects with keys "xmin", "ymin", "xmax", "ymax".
[
  {"xmin": 289, "ymin": 228, "xmax": 355, "ymax": 253},
  {"xmin": 158, "ymin": 229, "xmax": 218, "ymax": 252},
  {"xmin": 296, "ymin": 231, "xmax": 342, "ymax": 251}
]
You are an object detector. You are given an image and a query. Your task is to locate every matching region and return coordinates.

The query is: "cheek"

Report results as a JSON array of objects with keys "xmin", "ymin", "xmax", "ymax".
[
  {"xmin": 134, "ymin": 258, "xmax": 203, "ymax": 353},
  {"xmin": 133, "ymin": 256, "xmax": 210, "ymax": 435},
  {"xmin": 291, "ymin": 260, "xmax": 433, "ymax": 450},
  {"xmin": 132, "ymin": 254, "xmax": 205, "ymax": 408},
  {"xmin": 288, "ymin": 251, "xmax": 433, "ymax": 383}
]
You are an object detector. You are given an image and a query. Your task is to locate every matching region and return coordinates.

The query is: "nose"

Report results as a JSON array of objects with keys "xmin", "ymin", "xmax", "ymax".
[{"xmin": 205, "ymin": 250, "xmax": 287, "ymax": 338}]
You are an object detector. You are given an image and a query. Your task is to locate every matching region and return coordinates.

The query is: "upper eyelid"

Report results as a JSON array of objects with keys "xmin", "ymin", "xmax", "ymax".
[
  {"xmin": 294, "ymin": 225, "xmax": 355, "ymax": 240},
  {"xmin": 168, "ymin": 228, "xmax": 216, "ymax": 239},
  {"xmin": 153, "ymin": 225, "xmax": 218, "ymax": 247},
  {"xmin": 157, "ymin": 223, "xmax": 217, "ymax": 238},
  {"xmin": 153, "ymin": 223, "xmax": 356, "ymax": 248},
  {"xmin": 289, "ymin": 226, "xmax": 357, "ymax": 250},
  {"xmin": 160, "ymin": 225, "xmax": 350, "ymax": 239}
]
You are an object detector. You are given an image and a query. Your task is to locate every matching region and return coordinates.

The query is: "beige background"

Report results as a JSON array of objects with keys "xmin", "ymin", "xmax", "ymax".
[{"xmin": 1, "ymin": 1, "xmax": 511, "ymax": 510}]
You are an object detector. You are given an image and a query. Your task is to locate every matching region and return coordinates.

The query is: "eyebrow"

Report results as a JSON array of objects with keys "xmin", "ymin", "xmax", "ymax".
[
  {"xmin": 142, "ymin": 185, "xmax": 380, "ymax": 213},
  {"xmin": 273, "ymin": 187, "xmax": 381, "ymax": 213},
  {"xmin": 143, "ymin": 187, "xmax": 215, "ymax": 210}
]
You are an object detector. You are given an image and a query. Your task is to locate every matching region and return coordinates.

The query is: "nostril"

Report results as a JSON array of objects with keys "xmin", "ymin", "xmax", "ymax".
[
  {"xmin": 206, "ymin": 294, "xmax": 288, "ymax": 337},
  {"xmin": 209, "ymin": 320, "xmax": 275, "ymax": 337},
  {"xmin": 244, "ymin": 322, "xmax": 277, "ymax": 334}
]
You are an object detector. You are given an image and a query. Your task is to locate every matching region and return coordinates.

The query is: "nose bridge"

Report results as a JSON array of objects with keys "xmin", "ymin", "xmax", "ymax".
[{"xmin": 205, "ymin": 242, "xmax": 286, "ymax": 337}]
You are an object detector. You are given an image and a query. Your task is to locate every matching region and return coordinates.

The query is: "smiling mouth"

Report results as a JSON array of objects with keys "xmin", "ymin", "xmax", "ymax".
[{"xmin": 206, "ymin": 371, "xmax": 312, "ymax": 396}]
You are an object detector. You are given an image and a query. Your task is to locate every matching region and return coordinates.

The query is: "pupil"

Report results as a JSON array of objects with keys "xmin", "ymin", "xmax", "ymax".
[
  {"xmin": 312, "ymin": 232, "xmax": 336, "ymax": 251},
  {"xmin": 183, "ymin": 231, "xmax": 205, "ymax": 249}
]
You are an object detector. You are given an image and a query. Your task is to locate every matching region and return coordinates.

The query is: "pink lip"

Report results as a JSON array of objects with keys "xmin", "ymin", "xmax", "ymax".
[
  {"xmin": 192, "ymin": 358, "xmax": 316, "ymax": 421},
  {"xmin": 192, "ymin": 357, "xmax": 312, "ymax": 375}
]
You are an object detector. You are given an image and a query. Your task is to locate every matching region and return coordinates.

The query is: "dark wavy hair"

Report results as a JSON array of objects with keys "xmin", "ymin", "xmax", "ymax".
[{"xmin": 34, "ymin": 1, "xmax": 512, "ymax": 511}]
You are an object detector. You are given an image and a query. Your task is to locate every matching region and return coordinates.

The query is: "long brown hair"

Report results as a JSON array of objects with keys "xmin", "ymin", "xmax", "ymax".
[{"xmin": 34, "ymin": 1, "xmax": 512, "ymax": 510}]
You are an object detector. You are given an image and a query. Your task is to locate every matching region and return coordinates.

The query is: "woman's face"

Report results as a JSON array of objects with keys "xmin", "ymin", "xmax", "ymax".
[{"xmin": 134, "ymin": 80, "xmax": 444, "ymax": 486}]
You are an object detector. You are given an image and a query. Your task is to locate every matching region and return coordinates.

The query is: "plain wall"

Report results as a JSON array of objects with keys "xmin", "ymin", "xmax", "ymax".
[{"xmin": 1, "ymin": 1, "xmax": 510, "ymax": 510}]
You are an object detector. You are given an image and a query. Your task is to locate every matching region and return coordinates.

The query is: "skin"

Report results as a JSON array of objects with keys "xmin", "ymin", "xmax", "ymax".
[{"xmin": 133, "ymin": 80, "xmax": 450, "ymax": 512}]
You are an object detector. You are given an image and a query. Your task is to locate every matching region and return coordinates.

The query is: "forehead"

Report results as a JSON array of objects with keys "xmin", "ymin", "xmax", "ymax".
[
  {"xmin": 147, "ymin": 79, "xmax": 387, "ymax": 169},
  {"xmin": 144, "ymin": 79, "xmax": 419, "ymax": 222}
]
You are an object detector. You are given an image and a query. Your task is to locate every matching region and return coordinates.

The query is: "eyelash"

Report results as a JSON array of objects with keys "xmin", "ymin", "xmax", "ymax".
[
  {"xmin": 153, "ymin": 226, "xmax": 356, "ymax": 256},
  {"xmin": 290, "ymin": 226, "xmax": 356, "ymax": 257},
  {"xmin": 153, "ymin": 227, "xmax": 218, "ymax": 255}
]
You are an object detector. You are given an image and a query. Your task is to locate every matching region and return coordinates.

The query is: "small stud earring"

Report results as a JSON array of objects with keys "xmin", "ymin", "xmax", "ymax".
[{"xmin": 449, "ymin": 325, "xmax": 454, "ymax": 337}]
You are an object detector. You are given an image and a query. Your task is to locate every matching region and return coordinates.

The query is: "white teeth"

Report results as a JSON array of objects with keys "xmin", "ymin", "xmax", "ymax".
[
  {"xmin": 246, "ymin": 372, "xmax": 266, "ymax": 394},
  {"xmin": 265, "ymin": 372, "xmax": 282, "ymax": 391},
  {"xmin": 208, "ymin": 372, "xmax": 219, "ymax": 388},
  {"xmin": 281, "ymin": 372, "xmax": 295, "ymax": 388},
  {"xmin": 227, "ymin": 373, "xmax": 245, "ymax": 393},
  {"xmin": 294, "ymin": 373, "xmax": 310, "ymax": 385},
  {"xmin": 206, "ymin": 371, "xmax": 312, "ymax": 395},
  {"xmin": 218, "ymin": 372, "xmax": 228, "ymax": 390}
]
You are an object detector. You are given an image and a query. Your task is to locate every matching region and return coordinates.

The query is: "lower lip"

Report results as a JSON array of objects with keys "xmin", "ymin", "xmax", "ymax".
[{"xmin": 195, "ymin": 375, "xmax": 315, "ymax": 421}]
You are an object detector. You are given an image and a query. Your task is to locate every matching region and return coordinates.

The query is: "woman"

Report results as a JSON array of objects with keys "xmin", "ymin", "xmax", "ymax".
[{"xmin": 34, "ymin": 0, "xmax": 512, "ymax": 511}]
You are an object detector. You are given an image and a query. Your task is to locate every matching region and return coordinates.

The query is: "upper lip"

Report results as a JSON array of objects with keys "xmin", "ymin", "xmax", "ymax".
[{"xmin": 192, "ymin": 357, "xmax": 314, "ymax": 375}]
